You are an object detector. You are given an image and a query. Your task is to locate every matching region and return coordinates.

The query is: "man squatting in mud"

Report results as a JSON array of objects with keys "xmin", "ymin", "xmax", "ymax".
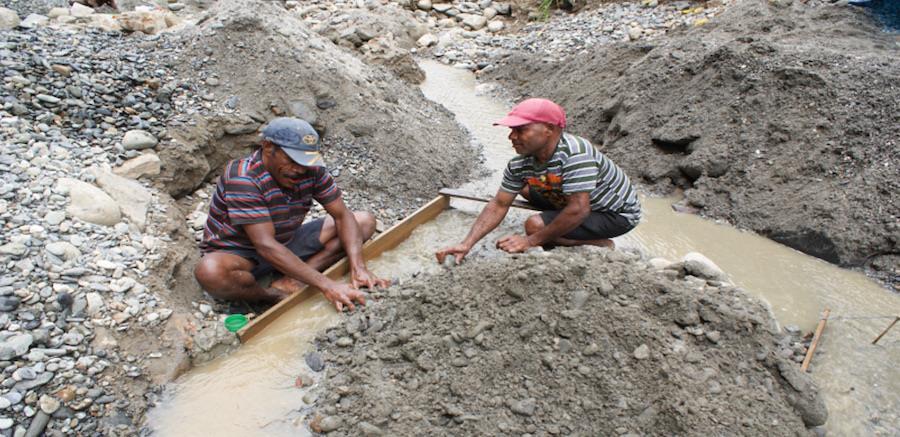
[
  {"xmin": 437, "ymin": 98, "xmax": 641, "ymax": 264},
  {"xmin": 194, "ymin": 117, "xmax": 389, "ymax": 310}
]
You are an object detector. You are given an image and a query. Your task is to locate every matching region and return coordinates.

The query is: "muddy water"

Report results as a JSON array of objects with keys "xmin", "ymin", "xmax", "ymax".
[
  {"xmin": 418, "ymin": 60, "xmax": 900, "ymax": 435},
  {"xmin": 149, "ymin": 61, "xmax": 899, "ymax": 435}
]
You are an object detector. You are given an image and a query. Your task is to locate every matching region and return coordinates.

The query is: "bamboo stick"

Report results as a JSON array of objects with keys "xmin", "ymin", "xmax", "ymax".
[
  {"xmin": 872, "ymin": 316, "xmax": 900, "ymax": 345},
  {"xmin": 800, "ymin": 309, "xmax": 830, "ymax": 372}
]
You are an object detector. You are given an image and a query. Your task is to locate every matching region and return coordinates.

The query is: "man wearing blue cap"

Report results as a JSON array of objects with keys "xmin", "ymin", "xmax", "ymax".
[{"xmin": 194, "ymin": 117, "xmax": 388, "ymax": 311}]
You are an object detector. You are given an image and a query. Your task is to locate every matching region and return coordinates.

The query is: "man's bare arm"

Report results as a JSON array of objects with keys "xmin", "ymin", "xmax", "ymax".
[
  {"xmin": 526, "ymin": 191, "xmax": 591, "ymax": 246},
  {"xmin": 436, "ymin": 189, "xmax": 516, "ymax": 263},
  {"xmin": 243, "ymin": 221, "xmax": 333, "ymax": 289}
]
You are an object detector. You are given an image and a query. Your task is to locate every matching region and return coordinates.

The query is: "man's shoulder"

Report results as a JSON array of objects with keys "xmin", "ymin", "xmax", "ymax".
[
  {"xmin": 223, "ymin": 152, "xmax": 264, "ymax": 182},
  {"xmin": 559, "ymin": 133, "xmax": 594, "ymax": 156}
]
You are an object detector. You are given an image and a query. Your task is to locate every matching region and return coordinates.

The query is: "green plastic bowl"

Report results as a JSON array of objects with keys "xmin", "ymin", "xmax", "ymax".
[{"xmin": 224, "ymin": 314, "xmax": 248, "ymax": 333}]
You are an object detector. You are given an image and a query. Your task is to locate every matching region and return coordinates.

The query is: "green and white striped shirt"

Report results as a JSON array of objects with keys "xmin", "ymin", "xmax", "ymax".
[{"xmin": 500, "ymin": 133, "xmax": 641, "ymax": 225}]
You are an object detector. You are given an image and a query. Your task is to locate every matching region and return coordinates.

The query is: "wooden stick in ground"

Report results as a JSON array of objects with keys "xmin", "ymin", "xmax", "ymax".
[
  {"xmin": 800, "ymin": 308, "xmax": 830, "ymax": 372},
  {"xmin": 872, "ymin": 316, "xmax": 900, "ymax": 345},
  {"xmin": 438, "ymin": 188, "xmax": 541, "ymax": 211}
]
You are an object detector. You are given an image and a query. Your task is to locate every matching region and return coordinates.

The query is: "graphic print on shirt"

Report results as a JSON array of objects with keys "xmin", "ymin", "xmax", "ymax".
[{"xmin": 525, "ymin": 172, "xmax": 567, "ymax": 209}]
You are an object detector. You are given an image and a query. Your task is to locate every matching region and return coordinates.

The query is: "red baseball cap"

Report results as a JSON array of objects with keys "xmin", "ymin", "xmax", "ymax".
[{"xmin": 494, "ymin": 98, "xmax": 566, "ymax": 129}]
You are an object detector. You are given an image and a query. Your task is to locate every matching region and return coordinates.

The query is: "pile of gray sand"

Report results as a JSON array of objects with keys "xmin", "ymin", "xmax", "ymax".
[{"xmin": 307, "ymin": 249, "xmax": 827, "ymax": 435}]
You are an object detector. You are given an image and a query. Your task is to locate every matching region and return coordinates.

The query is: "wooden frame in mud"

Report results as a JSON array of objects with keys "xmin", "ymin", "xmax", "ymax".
[{"xmin": 236, "ymin": 189, "xmax": 541, "ymax": 343}]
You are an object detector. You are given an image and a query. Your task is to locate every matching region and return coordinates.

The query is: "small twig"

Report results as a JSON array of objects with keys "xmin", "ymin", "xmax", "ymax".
[
  {"xmin": 800, "ymin": 309, "xmax": 830, "ymax": 372},
  {"xmin": 872, "ymin": 316, "xmax": 900, "ymax": 345}
]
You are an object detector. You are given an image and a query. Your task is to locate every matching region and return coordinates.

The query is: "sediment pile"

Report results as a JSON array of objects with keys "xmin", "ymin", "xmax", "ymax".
[{"xmin": 308, "ymin": 249, "xmax": 826, "ymax": 435}]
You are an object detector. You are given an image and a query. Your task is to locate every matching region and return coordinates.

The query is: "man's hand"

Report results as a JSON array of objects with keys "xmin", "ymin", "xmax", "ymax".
[
  {"xmin": 351, "ymin": 266, "xmax": 391, "ymax": 290},
  {"xmin": 435, "ymin": 243, "xmax": 472, "ymax": 265},
  {"xmin": 496, "ymin": 234, "xmax": 535, "ymax": 253},
  {"xmin": 321, "ymin": 282, "xmax": 367, "ymax": 312}
]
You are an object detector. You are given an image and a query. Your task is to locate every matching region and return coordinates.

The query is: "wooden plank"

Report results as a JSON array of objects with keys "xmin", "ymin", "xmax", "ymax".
[
  {"xmin": 237, "ymin": 194, "xmax": 450, "ymax": 343},
  {"xmin": 439, "ymin": 188, "xmax": 540, "ymax": 211},
  {"xmin": 800, "ymin": 309, "xmax": 830, "ymax": 372}
]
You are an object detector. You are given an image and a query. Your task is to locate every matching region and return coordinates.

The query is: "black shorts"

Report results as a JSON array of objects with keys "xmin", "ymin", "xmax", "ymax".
[
  {"xmin": 527, "ymin": 190, "xmax": 634, "ymax": 240},
  {"xmin": 220, "ymin": 218, "xmax": 326, "ymax": 278}
]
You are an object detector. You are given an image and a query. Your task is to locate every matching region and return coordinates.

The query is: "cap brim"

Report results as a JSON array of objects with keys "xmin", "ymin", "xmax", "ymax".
[
  {"xmin": 493, "ymin": 115, "xmax": 534, "ymax": 127},
  {"xmin": 283, "ymin": 148, "xmax": 326, "ymax": 167}
]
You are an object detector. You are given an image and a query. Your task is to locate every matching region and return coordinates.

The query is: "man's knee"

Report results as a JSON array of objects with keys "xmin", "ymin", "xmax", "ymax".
[
  {"xmin": 524, "ymin": 214, "xmax": 544, "ymax": 235},
  {"xmin": 194, "ymin": 256, "xmax": 224, "ymax": 289},
  {"xmin": 355, "ymin": 211, "xmax": 377, "ymax": 239}
]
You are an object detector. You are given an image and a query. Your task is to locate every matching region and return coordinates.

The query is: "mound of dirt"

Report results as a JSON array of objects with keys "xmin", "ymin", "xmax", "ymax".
[
  {"xmin": 159, "ymin": 0, "xmax": 477, "ymax": 210},
  {"xmin": 485, "ymin": 0, "xmax": 899, "ymax": 282},
  {"xmin": 308, "ymin": 249, "xmax": 826, "ymax": 435}
]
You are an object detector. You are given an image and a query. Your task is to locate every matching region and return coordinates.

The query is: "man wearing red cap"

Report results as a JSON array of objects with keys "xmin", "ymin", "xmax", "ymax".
[{"xmin": 436, "ymin": 98, "xmax": 641, "ymax": 264}]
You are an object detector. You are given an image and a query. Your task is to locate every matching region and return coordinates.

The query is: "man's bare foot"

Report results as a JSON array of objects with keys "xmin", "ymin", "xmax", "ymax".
[
  {"xmin": 263, "ymin": 287, "xmax": 292, "ymax": 303},
  {"xmin": 270, "ymin": 276, "xmax": 307, "ymax": 294}
]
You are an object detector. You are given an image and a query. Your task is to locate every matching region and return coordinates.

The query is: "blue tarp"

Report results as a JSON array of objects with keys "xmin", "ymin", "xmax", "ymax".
[{"xmin": 849, "ymin": 0, "xmax": 900, "ymax": 31}]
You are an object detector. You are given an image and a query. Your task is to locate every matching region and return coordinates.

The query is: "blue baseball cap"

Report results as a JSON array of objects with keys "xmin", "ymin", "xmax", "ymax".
[{"xmin": 261, "ymin": 117, "xmax": 325, "ymax": 167}]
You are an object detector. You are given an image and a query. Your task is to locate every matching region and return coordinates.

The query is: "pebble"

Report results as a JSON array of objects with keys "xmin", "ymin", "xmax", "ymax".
[
  {"xmin": 509, "ymin": 398, "xmax": 536, "ymax": 416},
  {"xmin": 318, "ymin": 416, "xmax": 343, "ymax": 432},
  {"xmin": 305, "ymin": 352, "xmax": 325, "ymax": 372},
  {"xmin": 121, "ymin": 130, "xmax": 158, "ymax": 150},
  {"xmin": 633, "ymin": 344, "xmax": 650, "ymax": 360}
]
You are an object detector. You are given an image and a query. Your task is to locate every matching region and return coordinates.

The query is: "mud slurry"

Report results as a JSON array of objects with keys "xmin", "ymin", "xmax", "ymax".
[{"xmin": 309, "ymin": 248, "xmax": 825, "ymax": 436}]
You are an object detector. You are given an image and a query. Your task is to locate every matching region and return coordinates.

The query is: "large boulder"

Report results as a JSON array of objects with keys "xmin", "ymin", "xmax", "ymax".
[
  {"xmin": 56, "ymin": 178, "xmax": 121, "ymax": 226},
  {"xmin": 0, "ymin": 8, "xmax": 20, "ymax": 30},
  {"xmin": 88, "ymin": 168, "xmax": 152, "ymax": 230}
]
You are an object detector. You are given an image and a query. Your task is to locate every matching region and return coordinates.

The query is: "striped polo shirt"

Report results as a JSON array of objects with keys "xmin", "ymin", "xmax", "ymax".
[
  {"xmin": 200, "ymin": 149, "xmax": 341, "ymax": 254},
  {"xmin": 500, "ymin": 132, "xmax": 641, "ymax": 225}
]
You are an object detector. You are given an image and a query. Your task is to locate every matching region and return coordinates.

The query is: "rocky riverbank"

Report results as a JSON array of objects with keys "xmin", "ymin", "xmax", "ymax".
[{"xmin": 0, "ymin": 0, "xmax": 478, "ymax": 433}]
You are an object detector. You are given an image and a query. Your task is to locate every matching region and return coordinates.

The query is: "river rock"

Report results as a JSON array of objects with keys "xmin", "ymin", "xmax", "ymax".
[
  {"xmin": 88, "ymin": 168, "xmax": 151, "ymax": 230},
  {"xmin": 462, "ymin": 14, "xmax": 487, "ymax": 30},
  {"xmin": 48, "ymin": 7, "xmax": 69, "ymax": 19},
  {"xmin": 682, "ymin": 252, "xmax": 726, "ymax": 281},
  {"xmin": 487, "ymin": 20, "xmax": 504, "ymax": 32},
  {"xmin": 0, "ymin": 334, "xmax": 33, "ymax": 360},
  {"xmin": 634, "ymin": 344, "xmax": 650, "ymax": 360},
  {"xmin": 318, "ymin": 416, "xmax": 343, "ymax": 432},
  {"xmin": 0, "ymin": 8, "xmax": 20, "ymax": 30},
  {"xmin": 509, "ymin": 398, "xmax": 536, "ymax": 416},
  {"xmin": 116, "ymin": 10, "xmax": 173, "ymax": 35},
  {"xmin": 417, "ymin": 0, "xmax": 432, "ymax": 11},
  {"xmin": 21, "ymin": 13, "xmax": 50, "ymax": 28},
  {"xmin": 114, "ymin": 153, "xmax": 161, "ymax": 179},
  {"xmin": 494, "ymin": 2, "xmax": 511, "ymax": 14},
  {"xmin": 57, "ymin": 178, "xmax": 121, "ymax": 226},
  {"xmin": 45, "ymin": 241, "xmax": 80, "ymax": 262},
  {"xmin": 122, "ymin": 130, "xmax": 158, "ymax": 150},
  {"xmin": 417, "ymin": 33, "xmax": 438, "ymax": 47},
  {"xmin": 85, "ymin": 292, "xmax": 105, "ymax": 316},
  {"xmin": 39, "ymin": 395, "xmax": 60, "ymax": 415},
  {"xmin": 44, "ymin": 210, "xmax": 66, "ymax": 226},
  {"xmin": 70, "ymin": 3, "xmax": 94, "ymax": 17},
  {"xmin": 0, "ymin": 243, "xmax": 27, "ymax": 257}
]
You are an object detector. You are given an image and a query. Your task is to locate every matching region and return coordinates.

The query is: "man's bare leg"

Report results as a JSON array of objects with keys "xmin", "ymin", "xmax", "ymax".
[
  {"xmin": 270, "ymin": 211, "xmax": 377, "ymax": 292},
  {"xmin": 194, "ymin": 252, "xmax": 289, "ymax": 303},
  {"xmin": 523, "ymin": 214, "xmax": 615, "ymax": 249}
]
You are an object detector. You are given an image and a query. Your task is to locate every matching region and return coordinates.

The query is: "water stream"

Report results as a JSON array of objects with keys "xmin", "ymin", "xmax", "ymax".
[{"xmin": 147, "ymin": 60, "xmax": 900, "ymax": 435}]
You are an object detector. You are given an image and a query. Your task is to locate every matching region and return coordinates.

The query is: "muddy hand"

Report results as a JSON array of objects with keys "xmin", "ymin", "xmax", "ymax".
[
  {"xmin": 496, "ymin": 234, "xmax": 533, "ymax": 253},
  {"xmin": 435, "ymin": 243, "xmax": 471, "ymax": 265},
  {"xmin": 351, "ymin": 267, "xmax": 390, "ymax": 291},
  {"xmin": 322, "ymin": 283, "xmax": 367, "ymax": 312}
]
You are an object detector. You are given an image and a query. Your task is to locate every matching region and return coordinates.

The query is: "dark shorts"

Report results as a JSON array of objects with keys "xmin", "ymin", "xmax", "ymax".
[
  {"xmin": 220, "ymin": 218, "xmax": 326, "ymax": 279},
  {"xmin": 526, "ymin": 189, "xmax": 634, "ymax": 240}
]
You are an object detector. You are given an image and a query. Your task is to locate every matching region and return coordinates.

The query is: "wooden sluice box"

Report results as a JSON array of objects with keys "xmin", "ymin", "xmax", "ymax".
[{"xmin": 237, "ymin": 189, "xmax": 537, "ymax": 343}]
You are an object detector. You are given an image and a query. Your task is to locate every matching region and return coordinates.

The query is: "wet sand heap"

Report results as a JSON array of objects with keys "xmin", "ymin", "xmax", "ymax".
[{"xmin": 309, "ymin": 249, "xmax": 826, "ymax": 435}]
